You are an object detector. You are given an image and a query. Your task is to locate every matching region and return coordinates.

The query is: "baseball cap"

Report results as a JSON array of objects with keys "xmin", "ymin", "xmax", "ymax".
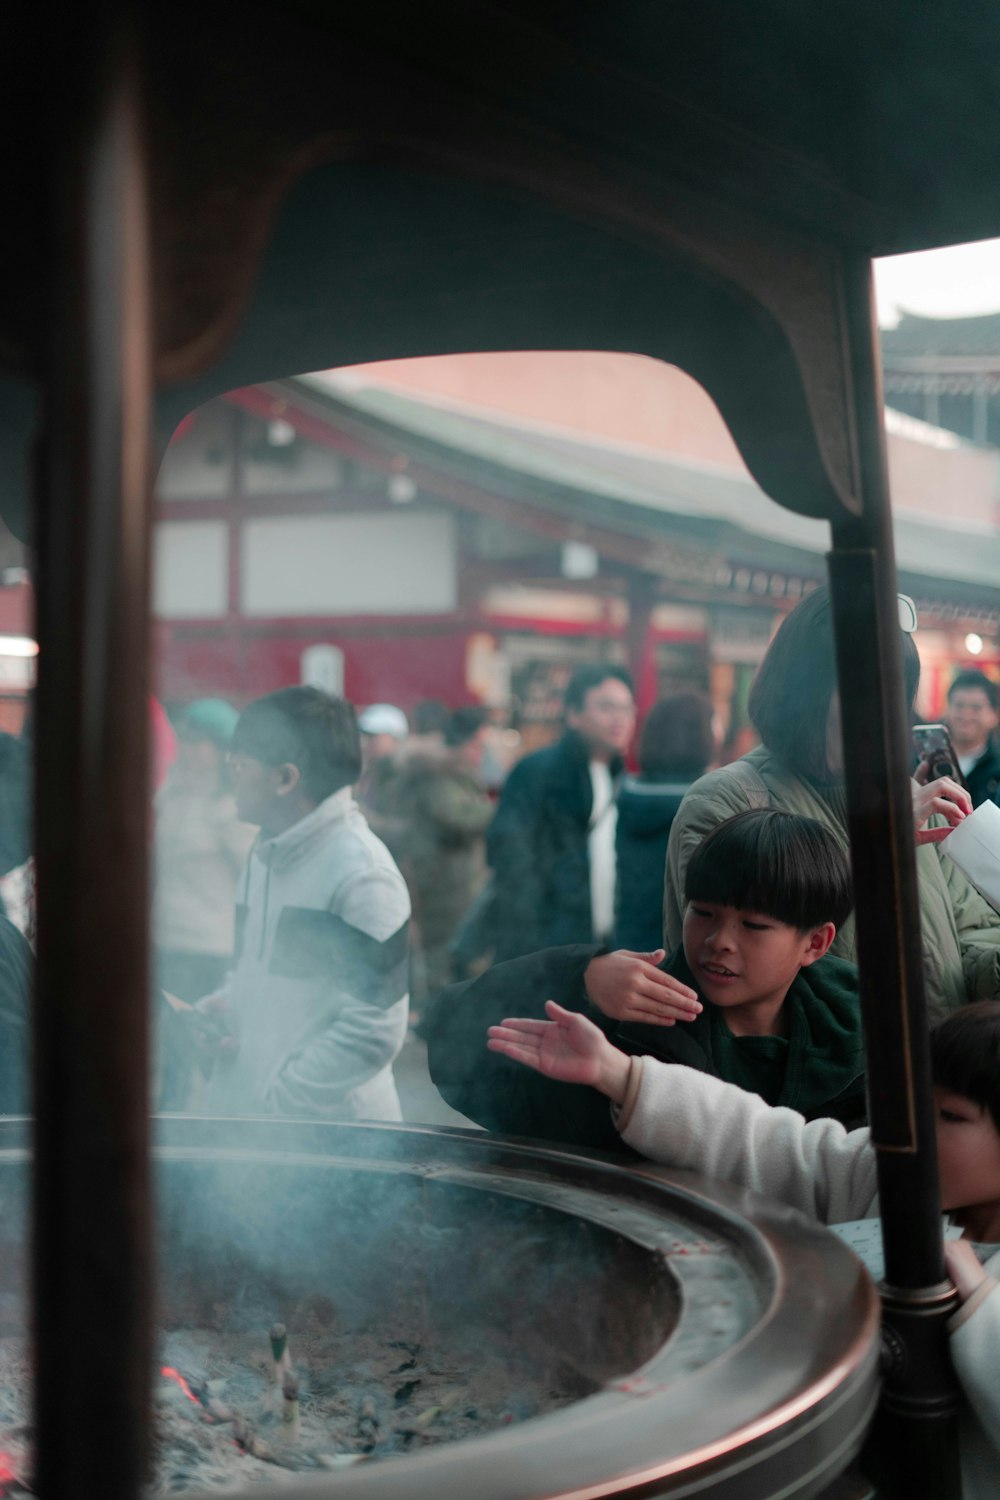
[
  {"xmin": 357, "ymin": 703, "xmax": 409, "ymax": 739},
  {"xmin": 179, "ymin": 698, "xmax": 241, "ymax": 748}
]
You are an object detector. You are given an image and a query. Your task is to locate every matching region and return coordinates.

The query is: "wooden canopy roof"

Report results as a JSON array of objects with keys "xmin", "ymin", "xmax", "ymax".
[{"xmin": 6, "ymin": 4, "xmax": 1000, "ymax": 535}]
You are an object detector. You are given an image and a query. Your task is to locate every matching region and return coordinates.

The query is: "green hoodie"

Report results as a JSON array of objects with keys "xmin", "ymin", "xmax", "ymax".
[
  {"xmin": 426, "ymin": 938, "xmax": 865, "ymax": 1156},
  {"xmin": 618, "ymin": 948, "xmax": 865, "ymax": 1125}
]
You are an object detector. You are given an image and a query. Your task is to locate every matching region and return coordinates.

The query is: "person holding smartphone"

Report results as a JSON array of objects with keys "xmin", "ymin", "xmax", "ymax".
[{"xmin": 663, "ymin": 587, "xmax": 996, "ymax": 1024}]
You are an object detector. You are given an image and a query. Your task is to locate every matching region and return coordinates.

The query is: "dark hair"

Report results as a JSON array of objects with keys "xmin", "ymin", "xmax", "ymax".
[
  {"xmin": 233, "ymin": 687, "xmax": 362, "ymax": 801},
  {"xmin": 748, "ymin": 586, "xmax": 921, "ymax": 781},
  {"xmin": 412, "ymin": 699, "xmax": 449, "ymax": 736},
  {"xmin": 931, "ymin": 1002, "xmax": 1000, "ymax": 1132},
  {"xmin": 564, "ymin": 663, "xmax": 634, "ymax": 714},
  {"xmin": 684, "ymin": 808, "xmax": 853, "ymax": 931},
  {"xmin": 638, "ymin": 693, "xmax": 714, "ymax": 778},
  {"xmin": 948, "ymin": 670, "xmax": 999, "ymax": 712},
  {"xmin": 445, "ymin": 705, "xmax": 491, "ymax": 749}
]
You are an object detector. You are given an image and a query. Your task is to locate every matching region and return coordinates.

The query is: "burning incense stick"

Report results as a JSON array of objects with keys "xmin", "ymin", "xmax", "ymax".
[
  {"xmin": 281, "ymin": 1371, "xmax": 301, "ymax": 1443},
  {"xmin": 269, "ymin": 1322, "xmax": 292, "ymax": 1384}
]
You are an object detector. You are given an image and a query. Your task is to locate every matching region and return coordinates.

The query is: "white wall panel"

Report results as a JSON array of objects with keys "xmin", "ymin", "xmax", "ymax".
[
  {"xmin": 153, "ymin": 521, "xmax": 229, "ymax": 618},
  {"xmin": 241, "ymin": 513, "xmax": 457, "ymax": 616}
]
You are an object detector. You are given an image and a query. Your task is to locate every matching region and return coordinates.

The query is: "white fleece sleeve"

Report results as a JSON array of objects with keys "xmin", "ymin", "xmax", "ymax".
[
  {"xmin": 950, "ymin": 1267, "xmax": 1000, "ymax": 1460},
  {"xmin": 619, "ymin": 1058, "xmax": 878, "ymax": 1224}
]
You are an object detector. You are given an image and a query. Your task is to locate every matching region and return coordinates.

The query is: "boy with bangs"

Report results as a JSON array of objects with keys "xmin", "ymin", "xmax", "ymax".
[
  {"xmin": 427, "ymin": 809, "xmax": 865, "ymax": 1149},
  {"xmin": 487, "ymin": 1000, "xmax": 1000, "ymax": 1496}
]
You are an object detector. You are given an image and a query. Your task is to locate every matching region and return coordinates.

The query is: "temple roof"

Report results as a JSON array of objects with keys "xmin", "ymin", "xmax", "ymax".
[
  {"xmin": 882, "ymin": 311, "xmax": 1000, "ymax": 361},
  {"xmin": 289, "ymin": 373, "xmax": 1000, "ymax": 609}
]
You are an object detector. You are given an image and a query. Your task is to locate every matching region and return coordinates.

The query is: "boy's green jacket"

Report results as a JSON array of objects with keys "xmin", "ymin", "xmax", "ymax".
[
  {"xmin": 663, "ymin": 745, "xmax": 1000, "ymax": 1023},
  {"xmin": 425, "ymin": 943, "xmax": 865, "ymax": 1155}
]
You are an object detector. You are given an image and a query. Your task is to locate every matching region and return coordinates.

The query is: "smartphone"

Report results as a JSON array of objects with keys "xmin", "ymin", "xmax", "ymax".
[{"xmin": 912, "ymin": 723, "xmax": 966, "ymax": 787}]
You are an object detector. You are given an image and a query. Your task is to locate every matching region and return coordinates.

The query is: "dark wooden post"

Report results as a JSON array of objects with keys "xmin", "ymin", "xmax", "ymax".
[
  {"xmin": 33, "ymin": 8, "xmax": 154, "ymax": 1496},
  {"xmin": 827, "ymin": 259, "xmax": 962, "ymax": 1499}
]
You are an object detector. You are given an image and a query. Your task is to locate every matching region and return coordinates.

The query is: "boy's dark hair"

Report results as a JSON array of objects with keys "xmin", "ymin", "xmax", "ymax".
[
  {"xmin": 564, "ymin": 663, "xmax": 634, "ymax": 715},
  {"xmin": 749, "ymin": 586, "xmax": 920, "ymax": 782},
  {"xmin": 232, "ymin": 687, "xmax": 362, "ymax": 802},
  {"xmin": 931, "ymin": 1002, "xmax": 1000, "ymax": 1131},
  {"xmin": 684, "ymin": 808, "xmax": 853, "ymax": 931},
  {"xmin": 948, "ymin": 669, "xmax": 999, "ymax": 711},
  {"xmin": 445, "ymin": 705, "xmax": 491, "ymax": 749},
  {"xmin": 639, "ymin": 692, "xmax": 714, "ymax": 779}
]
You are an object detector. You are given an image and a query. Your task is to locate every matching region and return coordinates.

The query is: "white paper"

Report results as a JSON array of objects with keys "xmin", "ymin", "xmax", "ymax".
[
  {"xmin": 940, "ymin": 798, "xmax": 1000, "ymax": 913},
  {"xmin": 829, "ymin": 1218, "xmax": 962, "ymax": 1281}
]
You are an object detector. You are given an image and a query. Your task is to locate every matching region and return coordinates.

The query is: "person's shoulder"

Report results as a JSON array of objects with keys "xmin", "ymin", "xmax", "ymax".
[
  {"xmin": 809, "ymin": 952, "xmax": 860, "ymax": 988},
  {"xmin": 318, "ymin": 801, "xmax": 407, "ymax": 880},
  {"xmin": 617, "ymin": 776, "xmax": 686, "ymax": 835},
  {"xmin": 793, "ymin": 955, "xmax": 863, "ymax": 1037},
  {"xmin": 502, "ymin": 736, "xmax": 573, "ymax": 787},
  {"xmin": 673, "ymin": 750, "xmax": 777, "ymax": 817},
  {"xmin": 325, "ymin": 818, "xmax": 412, "ymax": 930}
]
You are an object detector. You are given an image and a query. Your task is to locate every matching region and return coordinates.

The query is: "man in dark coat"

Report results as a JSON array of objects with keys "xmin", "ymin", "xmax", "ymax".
[
  {"xmin": 945, "ymin": 670, "xmax": 1000, "ymax": 808},
  {"xmin": 486, "ymin": 665, "xmax": 634, "ymax": 962}
]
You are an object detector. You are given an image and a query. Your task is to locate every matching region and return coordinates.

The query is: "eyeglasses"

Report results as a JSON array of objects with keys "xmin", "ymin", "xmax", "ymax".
[
  {"xmin": 592, "ymin": 700, "xmax": 637, "ymax": 716},
  {"xmin": 897, "ymin": 594, "xmax": 917, "ymax": 634}
]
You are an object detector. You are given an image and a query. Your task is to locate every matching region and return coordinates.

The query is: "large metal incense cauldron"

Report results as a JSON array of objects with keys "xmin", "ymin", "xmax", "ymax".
[{"xmin": 0, "ymin": 1116, "xmax": 878, "ymax": 1499}]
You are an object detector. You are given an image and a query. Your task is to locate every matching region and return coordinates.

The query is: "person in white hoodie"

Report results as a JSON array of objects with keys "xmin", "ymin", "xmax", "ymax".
[
  {"xmin": 201, "ymin": 686, "xmax": 410, "ymax": 1122},
  {"xmin": 488, "ymin": 1000, "xmax": 1000, "ymax": 1498}
]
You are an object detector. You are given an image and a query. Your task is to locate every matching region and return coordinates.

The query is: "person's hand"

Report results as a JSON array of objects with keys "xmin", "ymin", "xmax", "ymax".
[
  {"xmin": 911, "ymin": 772, "xmax": 971, "ymax": 845},
  {"xmin": 488, "ymin": 1000, "xmax": 631, "ymax": 1101},
  {"xmin": 192, "ymin": 992, "xmax": 239, "ymax": 1055},
  {"xmin": 945, "ymin": 1239, "xmax": 987, "ymax": 1302},
  {"xmin": 584, "ymin": 949, "xmax": 701, "ymax": 1026}
]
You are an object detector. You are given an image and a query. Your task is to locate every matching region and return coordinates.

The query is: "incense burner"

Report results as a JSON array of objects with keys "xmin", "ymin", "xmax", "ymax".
[{"xmin": 0, "ymin": 1117, "xmax": 879, "ymax": 1498}]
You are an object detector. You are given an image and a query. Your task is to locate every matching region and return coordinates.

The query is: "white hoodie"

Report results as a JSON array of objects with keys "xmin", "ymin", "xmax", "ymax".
[
  {"xmin": 206, "ymin": 787, "xmax": 410, "ymax": 1122},
  {"xmin": 617, "ymin": 1059, "xmax": 1000, "ymax": 1500}
]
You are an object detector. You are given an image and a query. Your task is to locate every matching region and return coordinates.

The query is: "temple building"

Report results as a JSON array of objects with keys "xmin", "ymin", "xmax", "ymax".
[
  {"xmin": 151, "ymin": 351, "xmax": 1000, "ymax": 751},
  {"xmin": 882, "ymin": 309, "xmax": 1000, "ymax": 448}
]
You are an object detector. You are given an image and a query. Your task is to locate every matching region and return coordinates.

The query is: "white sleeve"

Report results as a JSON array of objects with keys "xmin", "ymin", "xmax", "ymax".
[
  {"xmin": 950, "ymin": 1272, "xmax": 1000, "ymax": 1458},
  {"xmin": 619, "ymin": 1058, "xmax": 878, "ymax": 1224},
  {"xmin": 268, "ymin": 864, "xmax": 410, "ymax": 1116}
]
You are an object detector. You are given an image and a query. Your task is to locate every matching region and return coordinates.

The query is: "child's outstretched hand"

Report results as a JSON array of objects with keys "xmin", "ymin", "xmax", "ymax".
[{"xmin": 487, "ymin": 1000, "xmax": 630, "ymax": 1102}]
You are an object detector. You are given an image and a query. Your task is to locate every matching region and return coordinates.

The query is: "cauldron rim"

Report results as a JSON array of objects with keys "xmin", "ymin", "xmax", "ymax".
[{"xmin": 0, "ymin": 1115, "xmax": 880, "ymax": 1499}]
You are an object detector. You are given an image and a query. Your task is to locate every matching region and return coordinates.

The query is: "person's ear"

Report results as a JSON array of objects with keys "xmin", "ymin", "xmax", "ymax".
[
  {"xmin": 798, "ymin": 921, "xmax": 836, "ymax": 967},
  {"xmin": 274, "ymin": 762, "xmax": 301, "ymax": 798}
]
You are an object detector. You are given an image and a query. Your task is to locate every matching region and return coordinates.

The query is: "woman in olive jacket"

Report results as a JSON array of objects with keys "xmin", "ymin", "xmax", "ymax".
[{"xmin": 664, "ymin": 588, "xmax": 998, "ymax": 1022}]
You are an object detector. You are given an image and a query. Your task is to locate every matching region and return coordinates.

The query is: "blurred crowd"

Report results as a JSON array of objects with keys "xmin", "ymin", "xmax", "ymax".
[{"xmin": 0, "ymin": 587, "xmax": 998, "ymax": 1127}]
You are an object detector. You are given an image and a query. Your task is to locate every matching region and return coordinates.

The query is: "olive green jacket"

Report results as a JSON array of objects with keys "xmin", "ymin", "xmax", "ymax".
[{"xmin": 663, "ymin": 746, "xmax": 1000, "ymax": 1022}]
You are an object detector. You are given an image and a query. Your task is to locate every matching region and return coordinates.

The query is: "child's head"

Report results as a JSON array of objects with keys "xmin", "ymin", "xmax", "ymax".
[
  {"xmin": 230, "ymin": 687, "xmax": 362, "ymax": 831},
  {"xmin": 930, "ymin": 1004, "xmax": 1000, "ymax": 1225},
  {"xmin": 931, "ymin": 1003, "xmax": 1000, "ymax": 1131},
  {"xmin": 681, "ymin": 810, "xmax": 852, "ymax": 1020}
]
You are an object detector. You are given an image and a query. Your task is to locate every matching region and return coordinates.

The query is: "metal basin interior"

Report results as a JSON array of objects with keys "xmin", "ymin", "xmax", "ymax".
[{"xmin": 0, "ymin": 1117, "xmax": 880, "ymax": 1499}]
